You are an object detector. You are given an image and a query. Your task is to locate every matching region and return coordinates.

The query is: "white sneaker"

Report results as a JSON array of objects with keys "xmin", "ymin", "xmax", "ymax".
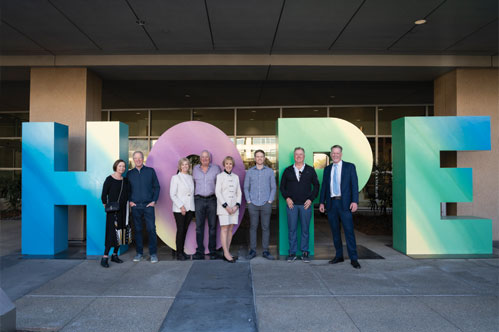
[
  {"xmin": 150, "ymin": 254, "xmax": 159, "ymax": 263},
  {"xmin": 133, "ymin": 254, "xmax": 143, "ymax": 262}
]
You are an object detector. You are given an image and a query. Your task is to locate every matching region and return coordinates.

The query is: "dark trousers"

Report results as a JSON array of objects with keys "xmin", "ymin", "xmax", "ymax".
[
  {"xmin": 327, "ymin": 199, "xmax": 358, "ymax": 261},
  {"xmin": 104, "ymin": 246, "xmax": 120, "ymax": 256},
  {"xmin": 132, "ymin": 206, "xmax": 157, "ymax": 255},
  {"xmin": 248, "ymin": 202, "xmax": 272, "ymax": 252},
  {"xmin": 194, "ymin": 196, "xmax": 217, "ymax": 254},
  {"xmin": 174, "ymin": 211, "xmax": 194, "ymax": 254}
]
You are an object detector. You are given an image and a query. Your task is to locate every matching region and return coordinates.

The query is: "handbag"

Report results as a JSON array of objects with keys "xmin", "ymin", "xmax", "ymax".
[
  {"xmin": 116, "ymin": 202, "xmax": 132, "ymax": 245},
  {"xmin": 105, "ymin": 178, "xmax": 123, "ymax": 213}
]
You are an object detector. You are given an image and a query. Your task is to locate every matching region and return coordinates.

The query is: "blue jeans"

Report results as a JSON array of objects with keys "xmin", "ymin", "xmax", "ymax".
[
  {"xmin": 327, "ymin": 199, "xmax": 358, "ymax": 261},
  {"xmin": 132, "ymin": 206, "xmax": 157, "ymax": 255},
  {"xmin": 194, "ymin": 196, "xmax": 217, "ymax": 254},
  {"xmin": 286, "ymin": 205, "xmax": 312, "ymax": 254}
]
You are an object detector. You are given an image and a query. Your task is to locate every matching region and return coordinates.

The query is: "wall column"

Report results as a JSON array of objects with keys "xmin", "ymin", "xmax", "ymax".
[
  {"xmin": 434, "ymin": 68, "xmax": 499, "ymax": 242},
  {"xmin": 30, "ymin": 67, "xmax": 102, "ymax": 241}
]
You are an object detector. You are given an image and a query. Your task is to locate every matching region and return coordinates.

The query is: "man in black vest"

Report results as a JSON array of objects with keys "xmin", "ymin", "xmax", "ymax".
[{"xmin": 280, "ymin": 147, "xmax": 319, "ymax": 262}]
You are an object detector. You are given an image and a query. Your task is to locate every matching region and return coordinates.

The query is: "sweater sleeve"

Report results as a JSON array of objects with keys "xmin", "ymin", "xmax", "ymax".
[
  {"xmin": 151, "ymin": 168, "xmax": 161, "ymax": 202},
  {"xmin": 308, "ymin": 167, "xmax": 320, "ymax": 201},
  {"xmin": 279, "ymin": 168, "xmax": 290, "ymax": 199},
  {"xmin": 101, "ymin": 177, "xmax": 110, "ymax": 204}
]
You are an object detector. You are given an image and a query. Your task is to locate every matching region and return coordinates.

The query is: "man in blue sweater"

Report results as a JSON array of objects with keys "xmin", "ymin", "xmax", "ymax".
[
  {"xmin": 280, "ymin": 147, "xmax": 319, "ymax": 263},
  {"xmin": 128, "ymin": 151, "xmax": 161, "ymax": 263}
]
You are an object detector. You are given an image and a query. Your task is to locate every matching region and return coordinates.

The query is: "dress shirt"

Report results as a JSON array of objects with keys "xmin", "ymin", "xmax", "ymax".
[
  {"xmin": 193, "ymin": 164, "xmax": 221, "ymax": 196},
  {"xmin": 243, "ymin": 165, "xmax": 276, "ymax": 206},
  {"xmin": 330, "ymin": 160, "xmax": 343, "ymax": 197},
  {"xmin": 170, "ymin": 173, "xmax": 195, "ymax": 212},
  {"xmin": 293, "ymin": 164, "xmax": 305, "ymax": 182}
]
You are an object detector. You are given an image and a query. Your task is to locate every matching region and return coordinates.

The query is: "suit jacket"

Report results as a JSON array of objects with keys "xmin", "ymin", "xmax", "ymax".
[
  {"xmin": 215, "ymin": 171, "xmax": 242, "ymax": 216},
  {"xmin": 319, "ymin": 161, "xmax": 359, "ymax": 211}
]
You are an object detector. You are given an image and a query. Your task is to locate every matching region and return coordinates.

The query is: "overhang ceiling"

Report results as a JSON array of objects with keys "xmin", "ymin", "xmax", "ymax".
[{"xmin": 0, "ymin": 0, "xmax": 497, "ymax": 56}]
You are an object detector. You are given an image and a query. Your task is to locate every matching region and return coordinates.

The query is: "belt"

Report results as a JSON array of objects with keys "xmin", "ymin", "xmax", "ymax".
[
  {"xmin": 195, "ymin": 194, "xmax": 216, "ymax": 199},
  {"xmin": 330, "ymin": 196, "xmax": 342, "ymax": 200}
]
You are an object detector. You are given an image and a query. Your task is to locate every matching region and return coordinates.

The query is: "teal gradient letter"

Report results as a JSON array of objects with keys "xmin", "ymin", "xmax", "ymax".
[
  {"xmin": 22, "ymin": 122, "xmax": 128, "ymax": 256},
  {"xmin": 392, "ymin": 116, "xmax": 492, "ymax": 255}
]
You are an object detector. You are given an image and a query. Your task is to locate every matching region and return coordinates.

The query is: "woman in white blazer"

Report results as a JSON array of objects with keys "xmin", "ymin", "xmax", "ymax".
[
  {"xmin": 169, "ymin": 158, "xmax": 195, "ymax": 260},
  {"xmin": 215, "ymin": 156, "xmax": 242, "ymax": 263}
]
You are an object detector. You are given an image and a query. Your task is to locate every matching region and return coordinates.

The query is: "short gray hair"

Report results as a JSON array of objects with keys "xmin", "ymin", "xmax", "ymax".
[
  {"xmin": 200, "ymin": 150, "xmax": 212, "ymax": 161},
  {"xmin": 331, "ymin": 145, "xmax": 343, "ymax": 152},
  {"xmin": 294, "ymin": 147, "xmax": 305, "ymax": 154},
  {"xmin": 132, "ymin": 151, "xmax": 144, "ymax": 159}
]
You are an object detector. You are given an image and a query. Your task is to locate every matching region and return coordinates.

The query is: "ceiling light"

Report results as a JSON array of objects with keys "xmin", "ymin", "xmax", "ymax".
[
  {"xmin": 329, "ymin": 95, "xmax": 335, "ymax": 99},
  {"xmin": 184, "ymin": 94, "xmax": 191, "ymax": 98},
  {"xmin": 251, "ymin": 110, "xmax": 256, "ymax": 113},
  {"xmin": 136, "ymin": 20, "xmax": 145, "ymax": 26},
  {"xmin": 250, "ymin": 118, "xmax": 254, "ymax": 121},
  {"xmin": 136, "ymin": 112, "xmax": 141, "ymax": 115},
  {"xmin": 414, "ymin": 19, "xmax": 426, "ymax": 25},
  {"xmin": 313, "ymin": 109, "xmax": 319, "ymax": 112}
]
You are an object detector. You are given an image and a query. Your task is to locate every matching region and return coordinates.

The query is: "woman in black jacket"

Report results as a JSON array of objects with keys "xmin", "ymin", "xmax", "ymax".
[{"xmin": 100, "ymin": 159, "xmax": 129, "ymax": 267}]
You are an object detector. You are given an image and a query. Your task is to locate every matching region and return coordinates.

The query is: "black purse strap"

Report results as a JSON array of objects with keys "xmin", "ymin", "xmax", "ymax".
[{"xmin": 117, "ymin": 179, "xmax": 123, "ymax": 202}]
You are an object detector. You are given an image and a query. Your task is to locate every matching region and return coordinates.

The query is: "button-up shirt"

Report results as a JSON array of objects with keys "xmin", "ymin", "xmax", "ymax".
[
  {"xmin": 244, "ymin": 165, "xmax": 276, "ymax": 206},
  {"xmin": 330, "ymin": 160, "xmax": 343, "ymax": 197},
  {"xmin": 293, "ymin": 164, "xmax": 305, "ymax": 182},
  {"xmin": 193, "ymin": 163, "xmax": 221, "ymax": 196}
]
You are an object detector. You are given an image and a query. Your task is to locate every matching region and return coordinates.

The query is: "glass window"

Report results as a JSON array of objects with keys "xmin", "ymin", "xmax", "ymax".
[
  {"xmin": 330, "ymin": 107, "xmax": 375, "ymax": 135},
  {"xmin": 235, "ymin": 137, "xmax": 277, "ymax": 170},
  {"xmin": 111, "ymin": 111, "xmax": 149, "ymax": 136},
  {"xmin": 378, "ymin": 106, "xmax": 425, "ymax": 135},
  {"xmin": 428, "ymin": 106, "xmax": 434, "ymax": 116},
  {"xmin": 378, "ymin": 137, "xmax": 392, "ymax": 164},
  {"xmin": 237, "ymin": 108, "xmax": 279, "ymax": 135},
  {"xmin": 0, "ymin": 139, "xmax": 21, "ymax": 168},
  {"xmin": 101, "ymin": 111, "xmax": 108, "ymax": 121},
  {"xmin": 151, "ymin": 109, "xmax": 191, "ymax": 136},
  {"xmin": 282, "ymin": 107, "xmax": 327, "ymax": 118},
  {"xmin": 128, "ymin": 139, "xmax": 149, "ymax": 169},
  {"xmin": 0, "ymin": 112, "xmax": 28, "ymax": 137},
  {"xmin": 193, "ymin": 109, "xmax": 234, "ymax": 135}
]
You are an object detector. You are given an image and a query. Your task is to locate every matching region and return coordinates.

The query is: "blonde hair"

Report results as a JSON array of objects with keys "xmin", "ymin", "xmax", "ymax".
[
  {"xmin": 178, "ymin": 158, "xmax": 191, "ymax": 173},
  {"xmin": 223, "ymin": 156, "xmax": 235, "ymax": 167}
]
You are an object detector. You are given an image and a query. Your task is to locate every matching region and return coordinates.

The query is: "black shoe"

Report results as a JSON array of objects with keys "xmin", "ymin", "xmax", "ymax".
[
  {"xmin": 329, "ymin": 257, "xmax": 344, "ymax": 264},
  {"xmin": 209, "ymin": 252, "xmax": 219, "ymax": 260},
  {"xmin": 193, "ymin": 252, "xmax": 205, "ymax": 260},
  {"xmin": 301, "ymin": 251, "xmax": 310, "ymax": 263},
  {"xmin": 111, "ymin": 255, "xmax": 123, "ymax": 263},
  {"xmin": 223, "ymin": 255, "xmax": 235, "ymax": 263},
  {"xmin": 100, "ymin": 257, "xmax": 109, "ymax": 268},
  {"xmin": 182, "ymin": 253, "xmax": 190, "ymax": 260},
  {"xmin": 351, "ymin": 260, "xmax": 361, "ymax": 269},
  {"xmin": 177, "ymin": 254, "xmax": 186, "ymax": 261}
]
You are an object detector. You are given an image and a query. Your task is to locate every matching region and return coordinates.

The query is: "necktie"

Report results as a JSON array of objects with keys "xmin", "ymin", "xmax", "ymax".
[{"xmin": 333, "ymin": 164, "xmax": 339, "ymax": 196}]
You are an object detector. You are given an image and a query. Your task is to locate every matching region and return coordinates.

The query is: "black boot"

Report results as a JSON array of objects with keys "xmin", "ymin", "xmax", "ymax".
[
  {"xmin": 100, "ymin": 257, "xmax": 109, "ymax": 268},
  {"xmin": 111, "ymin": 254, "xmax": 123, "ymax": 263}
]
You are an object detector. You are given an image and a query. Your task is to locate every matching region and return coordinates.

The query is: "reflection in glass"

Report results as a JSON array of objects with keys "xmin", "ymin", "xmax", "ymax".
[
  {"xmin": 282, "ymin": 107, "xmax": 327, "ymax": 118},
  {"xmin": 378, "ymin": 106, "xmax": 425, "ymax": 135},
  {"xmin": 330, "ymin": 107, "xmax": 375, "ymax": 135},
  {"xmin": 428, "ymin": 106, "xmax": 434, "ymax": 116},
  {"xmin": 378, "ymin": 137, "xmax": 392, "ymax": 163},
  {"xmin": 235, "ymin": 137, "xmax": 277, "ymax": 170},
  {"xmin": 0, "ymin": 139, "xmax": 21, "ymax": 168},
  {"xmin": 313, "ymin": 153, "xmax": 329, "ymax": 170},
  {"xmin": 237, "ymin": 108, "xmax": 279, "ymax": 135},
  {"xmin": 193, "ymin": 109, "xmax": 234, "ymax": 135},
  {"xmin": 111, "ymin": 111, "xmax": 149, "ymax": 136},
  {"xmin": 101, "ymin": 111, "xmax": 108, "ymax": 121},
  {"xmin": 151, "ymin": 109, "xmax": 191, "ymax": 136},
  {"xmin": 0, "ymin": 112, "xmax": 28, "ymax": 137},
  {"xmin": 128, "ymin": 139, "xmax": 149, "ymax": 169}
]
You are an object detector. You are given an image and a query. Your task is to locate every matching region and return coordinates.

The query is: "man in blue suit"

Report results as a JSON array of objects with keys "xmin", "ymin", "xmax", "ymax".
[{"xmin": 319, "ymin": 145, "xmax": 361, "ymax": 269}]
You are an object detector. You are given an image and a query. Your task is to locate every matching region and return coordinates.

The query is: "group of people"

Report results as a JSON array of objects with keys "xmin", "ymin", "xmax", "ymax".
[{"xmin": 100, "ymin": 145, "xmax": 361, "ymax": 269}]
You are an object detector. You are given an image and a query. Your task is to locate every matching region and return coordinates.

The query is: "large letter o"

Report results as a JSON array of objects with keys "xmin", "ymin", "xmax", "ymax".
[{"xmin": 147, "ymin": 121, "xmax": 246, "ymax": 254}]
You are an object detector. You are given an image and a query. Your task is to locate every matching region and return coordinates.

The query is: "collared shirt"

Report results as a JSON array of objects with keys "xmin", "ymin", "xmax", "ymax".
[
  {"xmin": 243, "ymin": 165, "xmax": 276, "ymax": 206},
  {"xmin": 193, "ymin": 163, "xmax": 221, "ymax": 196},
  {"xmin": 330, "ymin": 160, "xmax": 343, "ymax": 197},
  {"xmin": 293, "ymin": 164, "xmax": 305, "ymax": 182}
]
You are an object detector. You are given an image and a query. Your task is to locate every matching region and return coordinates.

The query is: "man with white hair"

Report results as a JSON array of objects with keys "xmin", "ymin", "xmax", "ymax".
[{"xmin": 192, "ymin": 150, "xmax": 221, "ymax": 260}]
